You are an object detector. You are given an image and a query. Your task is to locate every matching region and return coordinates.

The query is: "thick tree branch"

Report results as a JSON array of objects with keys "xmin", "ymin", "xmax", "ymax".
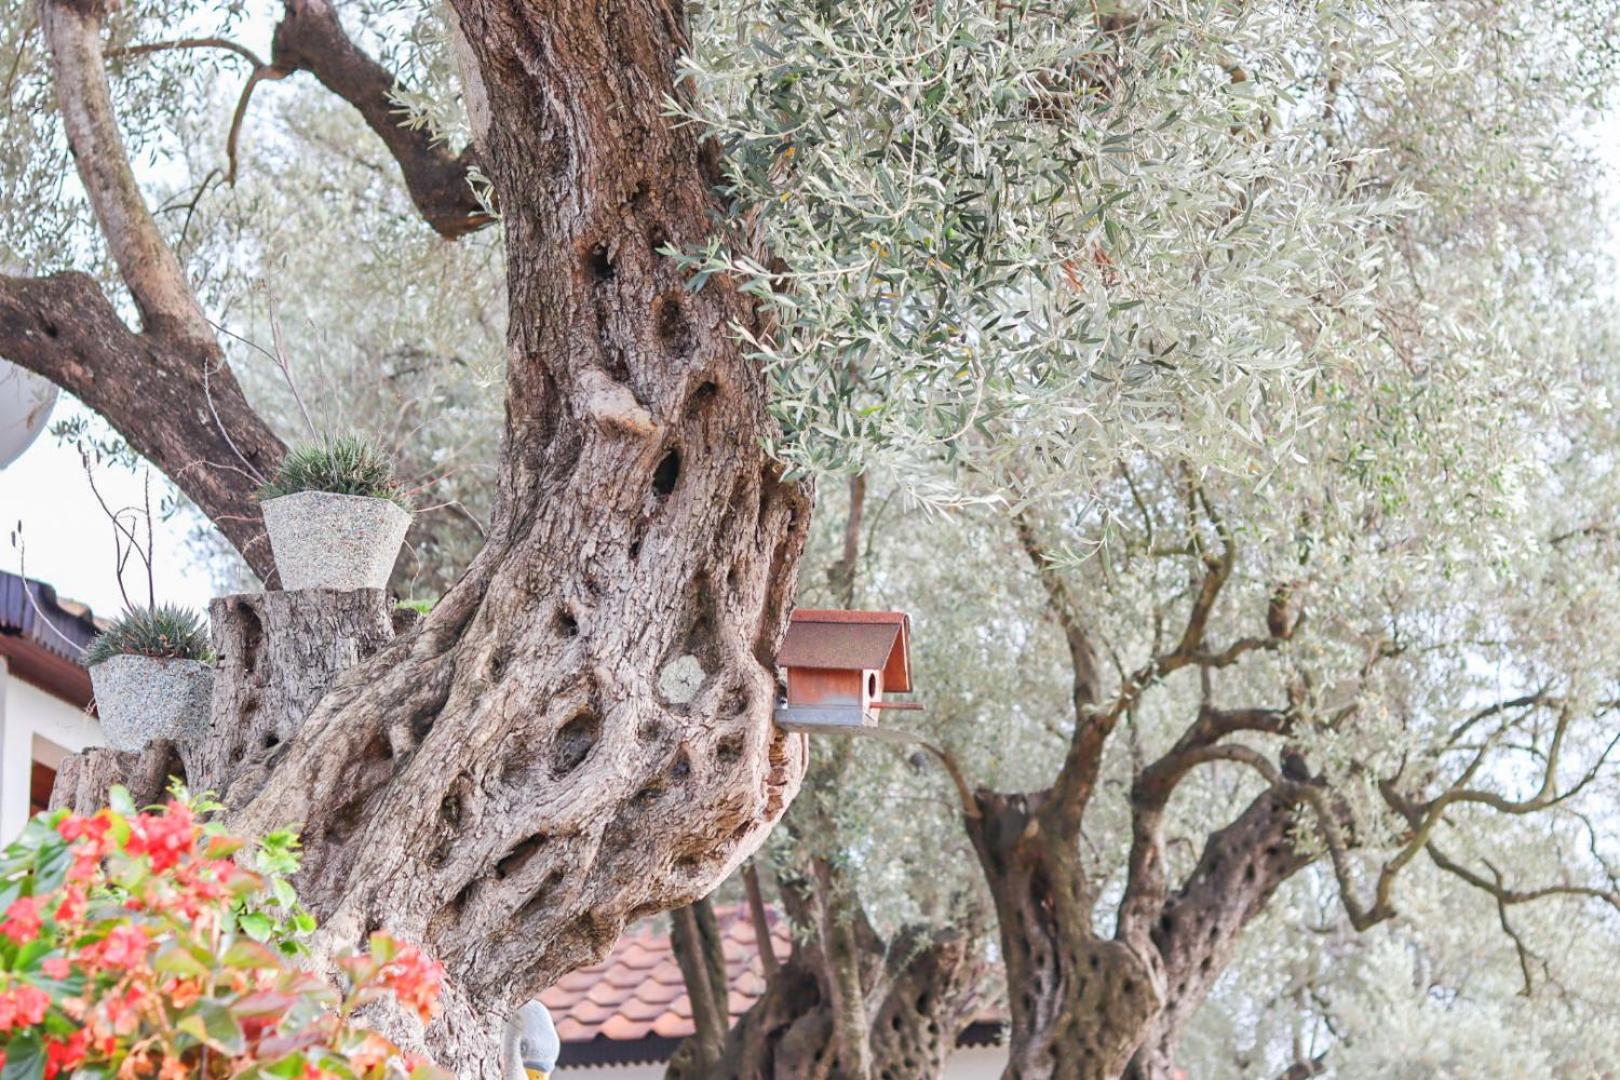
[
  {"xmin": 22, "ymin": 1, "xmax": 287, "ymax": 579},
  {"xmin": 741, "ymin": 861, "xmax": 779, "ymax": 981},
  {"xmin": 42, "ymin": 0, "xmax": 213, "ymax": 346},
  {"xmin": 1012, "ymin": 510, "xmax": 1106, "ymax": 831},
  {"xmin": 1121, "ymin": 782, "xmax": 1315, "ymax": 1076},
  {"xmin": 270, "ymin": 0, "xmax": 492, "ymax": 238},
  {"xmin": 1015, "ymin": 489, "xmax": 1294, "ymax": 837},
  {"xmin": 0, "ymin": 272, "xmax": 283, "ymax": 581},
  {"xmin": 1135, "ymin": 706, "xmax": 1294, "ymax": 806},
  {"xmin": 670, "ymin": 897, "xmax": 731, "ymax": 1073}
]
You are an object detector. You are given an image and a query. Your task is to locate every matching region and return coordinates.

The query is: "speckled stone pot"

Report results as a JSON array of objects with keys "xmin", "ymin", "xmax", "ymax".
[
  {"xmin": 89, "ymin": 655, "xmax": 215, "ymax": 752},
  {"xmin": 261, "ymin": 491, "xmax": 412, "ymax": 591}
]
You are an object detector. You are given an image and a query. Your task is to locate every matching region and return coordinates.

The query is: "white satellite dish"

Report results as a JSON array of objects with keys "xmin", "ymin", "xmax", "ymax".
[{"xmin": 0, "ymin": 359, "xmax": 58, "ymax": 470}]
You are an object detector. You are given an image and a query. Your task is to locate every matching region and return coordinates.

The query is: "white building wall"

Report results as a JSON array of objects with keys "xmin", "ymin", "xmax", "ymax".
[
  {"xmin": 943, "ymin": 1045, "xmax": 1009, "ymax": 1078},
  {"xmin": 0, "ymin": 660, "xmax": 105, "ymax": 842}
]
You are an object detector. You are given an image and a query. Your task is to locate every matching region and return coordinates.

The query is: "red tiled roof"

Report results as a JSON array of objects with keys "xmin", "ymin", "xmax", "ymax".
[{"xmin": 539, "ymin": 904, "xmax": 790, "ymax": 1045}]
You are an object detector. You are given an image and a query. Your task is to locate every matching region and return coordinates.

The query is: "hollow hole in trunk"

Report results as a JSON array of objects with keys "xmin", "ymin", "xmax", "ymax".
[
  {"xmin": 425, "ymin": 836, "xmax": 455, "ymax": 869},
  {"xmin": 715, "ymin": 732, "xmax": 745, "ymax": 767},
  {"xmin": 585, "ymin": 244, "xmax": 615, "ymax": 281},
  {"xmin": 324, "ymin": 791, "xmax": 372, "ymax": 846},
  {"xmin": 439, "ymin": 793, "xmax": 463, "ymax": 829},
  {"xmin": 655, "ymin": 293, "xmax": 694, "ymax": 359},
  {"xmin": 239, "ymin": 604, "xmax": 264, "ymax": 675},
  {"xmin": 652, "ymin": 448, "xmax": 681, "ymax": 497},
  {"xmin": 669, "ymin": 749, "xmax": 691, "ymax": 784},
  {"xmin": 495, "ymin": 833, "xmax": 550, "ymax": 880},
  {"xmin": 261, "ymin": 733, "xmax": 278, "ymax": 750},
  {"xmin": 516, "ymin": 869, "xmax": 566, "ymax": 924},
  {"xmin": 686, "ymin": 380, "xmax": 718, "ymax": 413},
  {"xmin": 556, "ymin": 607, "xmax": 580, "ymax": 638},
  {"xmin": 551, "ymin": 709, "xmax": 601, "ymax": 777}
]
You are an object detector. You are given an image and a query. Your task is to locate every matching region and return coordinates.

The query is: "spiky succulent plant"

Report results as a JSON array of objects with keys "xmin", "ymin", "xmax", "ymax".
[
  {"xmin": 257, "ymin": 436, "xmax": 409, "ymax": 507},
  {"xmin": 84, "ymin": 605, "xmax": 213, "ymax": 667}
]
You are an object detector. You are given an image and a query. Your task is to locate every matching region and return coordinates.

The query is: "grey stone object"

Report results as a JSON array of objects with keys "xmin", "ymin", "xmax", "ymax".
[
  {"xmin": 89, "ymin": 656, "xmax": 215, "ymax": 752},
  {"xmin": 261, "ymin": 491, "xmax": 412, "ymax": 592}
]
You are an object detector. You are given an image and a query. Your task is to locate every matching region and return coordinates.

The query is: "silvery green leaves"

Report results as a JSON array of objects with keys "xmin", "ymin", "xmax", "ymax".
[{"xmin": 675, "ymin": 0, "xmax": 1403, "ymax": 507}]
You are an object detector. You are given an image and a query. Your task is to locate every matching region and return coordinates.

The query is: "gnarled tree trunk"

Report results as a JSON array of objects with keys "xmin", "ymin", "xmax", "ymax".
[
  {"xmin": 962, "ymin": 785, "xmax": 1310, "ymax": 1080},
  {"xmin": 965, "ymin": 791, "xmax": 1162, "ymax": 1079},
  {"xmin": 1119, "ymin": 790, "xmax": 1310, "ymax": 1079},
  {"xmin": 25, "ymin": 0, "xmax": 815, "ymax": 1071},
  {"xmin": 669, "ymin": 870, "xmax": 987, "ymax": 1080}
]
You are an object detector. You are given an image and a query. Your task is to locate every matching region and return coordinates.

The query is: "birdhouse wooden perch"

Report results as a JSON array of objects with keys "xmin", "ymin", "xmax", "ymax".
[{"xmin": 774, "ymin": 609, "xmax": 921, "ymax": 734}]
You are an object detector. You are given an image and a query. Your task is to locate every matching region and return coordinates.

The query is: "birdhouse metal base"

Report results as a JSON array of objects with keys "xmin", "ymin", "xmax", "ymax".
[
  {"xmin": 773, "ymin": 704, "xmax": 876, "ymax": 733},
  {"xmin": 774, "ymin": 705, "xmax": 936, "ymax": 747}
]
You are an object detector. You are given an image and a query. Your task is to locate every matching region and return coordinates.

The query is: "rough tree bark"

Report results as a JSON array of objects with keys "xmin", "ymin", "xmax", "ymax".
[
  {"xmin": 14, "ymin": 0, "xmax": 815, "ymax": 1070},
  {"xmin": 49, "ymin": 740, "xmax": 183, "ymax": 816},
  {"xmin": 187, "ymin": 589, "xmax": 397, "ymax": 800},
  {"xmin": 964, "ymin": 790, "xmax": 1162, "ymax": 1079}
]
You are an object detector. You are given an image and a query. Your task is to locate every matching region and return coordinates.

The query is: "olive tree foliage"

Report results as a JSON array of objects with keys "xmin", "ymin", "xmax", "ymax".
[
  {"xmin": 679, "ymin": 0, "xmax": 1406, "ymax": 500},
  {"xmin": 1178, "ymin": 832, "xmax": 1620, "ymax": 1078}
]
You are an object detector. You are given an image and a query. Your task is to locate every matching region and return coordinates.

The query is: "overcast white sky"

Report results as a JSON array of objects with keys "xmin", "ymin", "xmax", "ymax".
[{"xmin": 0, "ymin": 399, "xmax": 218, "ymax": 617}]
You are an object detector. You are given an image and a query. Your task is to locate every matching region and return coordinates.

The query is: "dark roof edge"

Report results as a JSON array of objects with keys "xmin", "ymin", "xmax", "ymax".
[
  {"xmin": 0, "ymin": 570, "xmax": 100, "ymax": 661},
  {"xmin": 555, "ymin": 1020, "xmax": 1006, "ymax": 1067}
]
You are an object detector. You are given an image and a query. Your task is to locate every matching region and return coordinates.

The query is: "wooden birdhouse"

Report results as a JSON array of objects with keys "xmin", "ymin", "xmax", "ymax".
[{"xmin": 773, "ymin": 609, "xmax": 919, "ymax": 733}]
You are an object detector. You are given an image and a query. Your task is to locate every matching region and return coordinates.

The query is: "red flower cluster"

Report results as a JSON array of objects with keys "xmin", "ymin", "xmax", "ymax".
[{"xmin": 0, "ymin": 794, "xmax": 450, "ymax": 1079}]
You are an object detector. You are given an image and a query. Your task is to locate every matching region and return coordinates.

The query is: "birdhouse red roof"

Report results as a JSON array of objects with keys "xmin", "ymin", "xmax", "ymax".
[{"xmin": 777, "ymin": 610, "xmax": 912, "ymax": 694}]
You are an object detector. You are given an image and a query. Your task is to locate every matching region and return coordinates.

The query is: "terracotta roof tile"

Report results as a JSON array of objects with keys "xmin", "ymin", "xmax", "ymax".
[
  {"xmin": 599, "ymin": 1014, "xmax": 654, "ymax": 1041},
  {"xmin": 538, "ymin": 904, "xmax": 791, "ymax": 1045}
]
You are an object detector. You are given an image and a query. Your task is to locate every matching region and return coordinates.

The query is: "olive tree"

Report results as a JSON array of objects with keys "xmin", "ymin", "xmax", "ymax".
[{"xmin": 4, "ymin": 0, "xmax": 1618, "ymax": 1073}]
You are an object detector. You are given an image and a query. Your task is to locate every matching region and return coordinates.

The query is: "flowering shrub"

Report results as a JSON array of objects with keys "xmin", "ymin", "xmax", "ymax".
[{"xmin": 0, "ymin": 787, "xmax": 449, "ymax": 1079}]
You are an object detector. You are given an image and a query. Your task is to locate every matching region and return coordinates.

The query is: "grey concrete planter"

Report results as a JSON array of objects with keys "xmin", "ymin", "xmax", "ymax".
[
  {"xmin": 89, "ymin": 655, "xmax": 215, "ymax": 752},
  {"xmin": 261, "ymin": 491, "xmax": 412, "ymax": 592}
]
